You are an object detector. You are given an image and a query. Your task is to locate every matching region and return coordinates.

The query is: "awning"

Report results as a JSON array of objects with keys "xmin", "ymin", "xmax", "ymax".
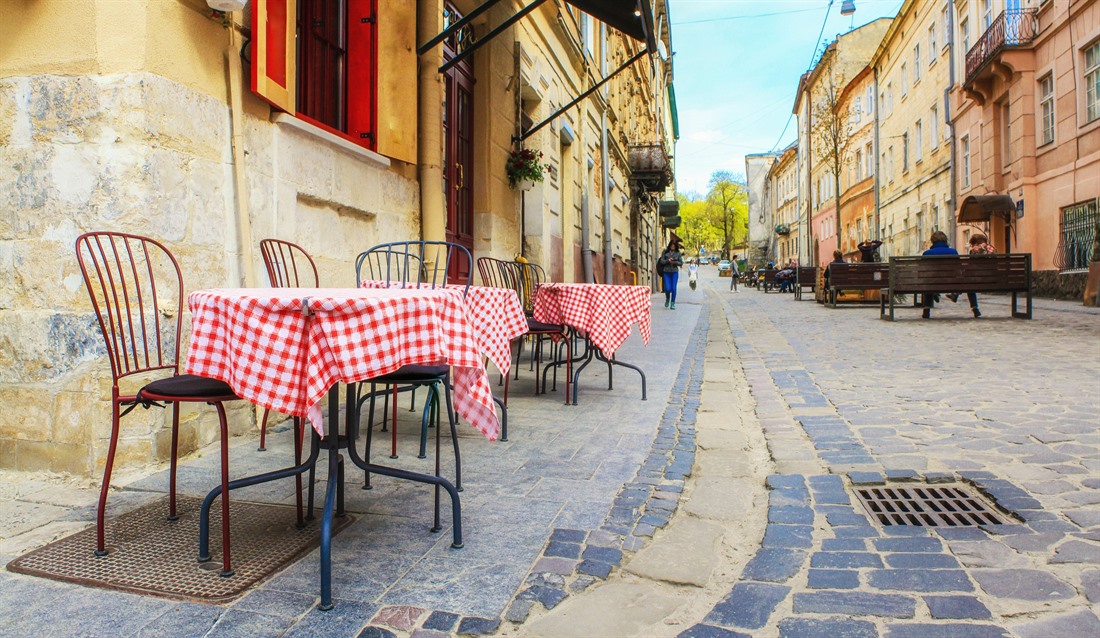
[
  {"xmin": 421, "ymin": 0, "xmax": 656, "ymax": 74},
  {"xmin": 957, "ymin": 194, "xmax": 1017, "ymax": 223}
]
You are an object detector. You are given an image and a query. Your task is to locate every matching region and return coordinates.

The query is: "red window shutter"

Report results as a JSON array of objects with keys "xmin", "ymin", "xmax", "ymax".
[
  {"xmin": 252, "ymin": 0, "xmax": 297, "ymax": 114},
  {"xmin": 346, "ymin": 0, "xmax": 377, "ymax": 149}
]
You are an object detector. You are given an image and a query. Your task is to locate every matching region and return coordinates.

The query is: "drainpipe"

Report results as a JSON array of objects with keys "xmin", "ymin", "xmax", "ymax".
[
  {"xmin": 419, "ymin": 0, "xmax": 446, "ymax": 243},
  {"xmin": 873, "ymin": 65, "xmax": 881, "ymax": 242},
  {"xmin": 600, "ymin": 24, "xmax": 613, "ymax": 284},
  {"xmin": 582, "ymin": 157, "xmax": 594, "ymax": 283},
  {"xmin": 226, "ymin": 23, "xmax": 255, "ymax": 287},
  {"xmin": 946, "ymin": 4, "xmax": 957, "ymax": 245}
]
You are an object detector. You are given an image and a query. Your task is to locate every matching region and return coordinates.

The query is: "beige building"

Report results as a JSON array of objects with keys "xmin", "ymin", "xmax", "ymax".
[
  {"xmin": 767, "ymin": 143, "xmax": 801, "ymax": 266},
  {"xmin": 873, "ymin": 0, "xmax": 954, "ymax": 259},
  {"xmin": 0, "ymin": 0, "xmax": 675, "ymax": 476},
  {"xmin": 796, "ymin": 18, "xmax": 892, "ymax": 267},
  {"xmin": 745, "ymin": 151, "xmax": 780, "ymax": 264},
  {"xmin": 951, "ymin": 0, "xmax": 1099, "ymax": 285}
]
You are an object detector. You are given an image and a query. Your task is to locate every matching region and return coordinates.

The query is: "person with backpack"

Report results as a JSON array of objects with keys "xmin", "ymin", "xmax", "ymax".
[{"xmin": 658, "ymin": 239, "xmax": 684, "ymax": 309}]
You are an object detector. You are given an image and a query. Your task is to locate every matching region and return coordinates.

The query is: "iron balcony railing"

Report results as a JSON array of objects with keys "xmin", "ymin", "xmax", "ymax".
[{"xmin": 965, "ymin": 9, "xmax": 1039, "ymax": 83}]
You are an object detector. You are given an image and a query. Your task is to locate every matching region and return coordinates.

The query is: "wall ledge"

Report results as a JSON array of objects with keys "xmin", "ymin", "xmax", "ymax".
[{"xmin": 273, "ymin": 113, "xmax": 391, "ymax": 169}]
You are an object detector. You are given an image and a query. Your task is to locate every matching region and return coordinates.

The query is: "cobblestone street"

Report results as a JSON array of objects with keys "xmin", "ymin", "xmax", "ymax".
[{"xmin": 1, "ymin": 268, "xmax": 1097, "ymax": 637}]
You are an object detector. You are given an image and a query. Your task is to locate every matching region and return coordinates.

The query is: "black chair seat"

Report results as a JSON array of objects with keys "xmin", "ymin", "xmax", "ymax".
[
  {"xmin": 139, "ymin": 374, "xmax": 238, "ymax": 400},
  {"xmin": 527, "ymin": 319, "xmax": 565, "ymax": 332},
  {"xmin": 371, "ymin": 364, "xmax": 449, "ymax": 383}
]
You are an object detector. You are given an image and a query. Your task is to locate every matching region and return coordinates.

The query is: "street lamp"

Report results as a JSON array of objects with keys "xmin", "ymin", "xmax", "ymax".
[{"xmin": 840, "ymin": 0, "xmax": 856, "ymax": 16}]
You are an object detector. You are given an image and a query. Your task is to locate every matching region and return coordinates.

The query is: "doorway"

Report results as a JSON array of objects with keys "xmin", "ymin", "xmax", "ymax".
[{"xmin": 443, "ymin": 3, "xmax": 474, "ymax": 283}]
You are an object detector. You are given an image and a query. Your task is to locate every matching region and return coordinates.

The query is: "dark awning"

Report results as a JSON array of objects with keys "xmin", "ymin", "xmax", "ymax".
[
  {"xmin": 421, "ymin": 0, "xmax": 656, "ymax": 74},
  {"xmin": 957, "ymin": 194, "xmax": 1016, "ymax": 223}
]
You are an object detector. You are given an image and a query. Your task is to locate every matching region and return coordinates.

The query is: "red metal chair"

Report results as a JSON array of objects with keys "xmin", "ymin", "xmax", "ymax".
[
  {"xmin": 258, "ymin": 239, "xmax": 319, "ymax": 451},
  {"xmin": 75, "ymin": 231, "xmax": 240, "ymax": 576}
]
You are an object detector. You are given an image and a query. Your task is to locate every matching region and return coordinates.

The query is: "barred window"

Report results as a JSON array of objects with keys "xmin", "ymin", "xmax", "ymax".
[{"xmin": 1057, "ymin": 199, "xmax": 1099, "ymax": 272}]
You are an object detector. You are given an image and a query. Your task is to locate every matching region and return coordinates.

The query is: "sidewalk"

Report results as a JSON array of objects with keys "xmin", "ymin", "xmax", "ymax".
[{"xmin": 2, "ymin": 271, "xmax": 1097, "ymax": 637}]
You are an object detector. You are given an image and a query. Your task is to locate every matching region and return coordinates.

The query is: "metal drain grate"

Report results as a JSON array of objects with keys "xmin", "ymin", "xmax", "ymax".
[{"xmin": 854, "ymin": 484, "xmax": 1004, "ymax": 526}]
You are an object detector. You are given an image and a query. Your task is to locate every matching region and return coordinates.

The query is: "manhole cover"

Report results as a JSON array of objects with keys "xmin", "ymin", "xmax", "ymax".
[{"xmin": 854, "ymin": 484, "xmax": 1004, "ymax": 526}]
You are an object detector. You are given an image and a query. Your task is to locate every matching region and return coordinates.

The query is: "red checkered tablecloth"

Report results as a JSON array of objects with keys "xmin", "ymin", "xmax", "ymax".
[
  {"xmin": 532, "ymin": 283, "xmax": 652, "ymax": 357},
  {"xmin": 185, "ymin": 288, "xmax": 500, "ymax": 440},
  {"xmin": 360, "ymin": 281, "xmax": 528, "ymax": 377}
]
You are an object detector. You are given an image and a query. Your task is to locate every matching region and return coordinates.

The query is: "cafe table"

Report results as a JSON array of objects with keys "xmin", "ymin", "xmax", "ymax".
[
  {"xmin": 185, "ymin": 287, "xmax": 500, "ymax": 609},
  {"xmin": 531, "ymin": 282, "xmax": 652, "ymax": 405}
]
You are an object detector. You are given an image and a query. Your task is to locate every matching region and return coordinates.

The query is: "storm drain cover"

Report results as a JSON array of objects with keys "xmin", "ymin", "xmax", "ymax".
[{"xmin": 854, "ymin": 484, "xmax": 1004, "ymax": 526}]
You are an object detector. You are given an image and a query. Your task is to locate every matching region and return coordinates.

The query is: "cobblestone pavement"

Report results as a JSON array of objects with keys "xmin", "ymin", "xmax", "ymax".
[{"xmin": 1, "ymin": 269, "xmax": 1097, "ymax": 637}]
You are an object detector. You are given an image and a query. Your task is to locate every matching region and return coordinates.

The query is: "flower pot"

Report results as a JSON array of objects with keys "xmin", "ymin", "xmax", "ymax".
[{"xmin": 516, "ymin": 179, "xmax": 535, "ymax": 192}]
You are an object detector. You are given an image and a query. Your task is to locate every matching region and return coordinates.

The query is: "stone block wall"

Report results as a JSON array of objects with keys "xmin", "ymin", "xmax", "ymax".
[
  {"xmin": 1032, "ymin": 270, "xmax": 1086, "ymax": 301},
  {"xmin": 0, "ymin": 72, "xmax": 418, "ymax": 477}
]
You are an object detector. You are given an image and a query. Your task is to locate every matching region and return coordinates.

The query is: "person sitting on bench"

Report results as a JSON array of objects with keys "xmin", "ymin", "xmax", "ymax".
[{"xmin": 921, "ymin": 230, "xmax": 965, "ymax": 319}]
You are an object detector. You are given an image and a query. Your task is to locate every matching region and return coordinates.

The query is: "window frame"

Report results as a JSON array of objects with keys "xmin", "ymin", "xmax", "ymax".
[
  {"xmin": 961, "ymin": 134, "xmax": 971, "ymax": 188},
  {"xmin": 913, "ymin": 44, "xmax": 921, "ymax": 82},
  {"xmin": 1085, "ymin": 39, "xmax": 1100, "ymax": 124},
  {"xmin": 914, "ymin": 119, "xmax": 923, "ymax": 162},
  {"xmin": 1039, "ymin": 72, "xmax": 1055, "ymax": 146},
  {"xmin": 929, "ymin": 24, "xmax": 938, "ymax": 63}
]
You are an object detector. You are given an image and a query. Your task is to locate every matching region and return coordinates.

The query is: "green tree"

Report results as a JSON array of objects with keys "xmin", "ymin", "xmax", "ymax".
[
  {"xmin": 706, "ymin": 171, "xmax": 748, "ymax": 260},
  {"xmin": 811, "ymin": 73, "xmax": 852, "ymax": 258},
  {"xmin": 677, "ymin": 193, "xmax": 722, "ymax": 258}
]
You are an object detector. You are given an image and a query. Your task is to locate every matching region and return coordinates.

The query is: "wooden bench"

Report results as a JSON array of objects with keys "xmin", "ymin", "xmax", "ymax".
[
  {"xmin": 793, "ymin": 267, "xmax": 818, "ymax": 300},
  {"xmin": 879, "ymin": 254, "xmax": 1032, "ymax": 321},
  {"xmin": 759, "ymin": 269, "xmax": 780, "ymax": 292},
  {"xmin": 823, "ymin": 263, "xmax": 890, "ymax": 307}
]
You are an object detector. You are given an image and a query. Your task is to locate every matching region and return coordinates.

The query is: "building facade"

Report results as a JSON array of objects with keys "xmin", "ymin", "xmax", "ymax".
[
  {"xmin": 837, "ymin": 67, "xmax": 878, "ymax": 259},
  {"xmin": 745, "ymin": 151, "xmax": 780, "ymax": 265},
  {"xmin": 0, "ymin": 0, "xmax": 675, "ymax": 476},
  {"xmin": 873, "ymin": 0, "xmax": 954, "ymax": 259},
  {"xmin": 951, "ymin": 0, "xmax": 1099, "ymax": 281},
  {"xmin": 767, "ymin": 143, "xmax": 800, "ymax": 266}
]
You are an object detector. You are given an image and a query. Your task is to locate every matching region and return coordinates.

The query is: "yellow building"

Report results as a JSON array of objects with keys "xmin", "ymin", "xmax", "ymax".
[
  {"xmin": 872, "ymin": 0, "xmax": 954, "ymax": 258},
  {"xmin": 766, "ymin": 143, "xmax": 800, "ymax": 266},
  {"xmin": 837, "ymin": 66, "xmax": 878, "ymax": 259},
  {"xmin": 0, "ymin": 0, "xmax": 675, "ymax": 475}
]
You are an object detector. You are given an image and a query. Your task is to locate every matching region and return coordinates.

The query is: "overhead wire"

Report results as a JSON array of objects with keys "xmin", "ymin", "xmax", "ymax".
[{"xmin": 769, "ymin": 0, "xmax": 836, "ymax": 151}]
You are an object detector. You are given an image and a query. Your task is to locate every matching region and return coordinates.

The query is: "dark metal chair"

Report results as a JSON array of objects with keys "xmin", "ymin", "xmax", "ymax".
[
  {"xmin": 476, "ymin": 257, "xmax": 572, "ymax": 404},
  {"xmin": 75, "ymin": 231, "xmax": 242, "ymax": 577},
  {"xmin": 257, "ymin": 239, "xmax": 319, "ymax": 451},
  {"xmin": 352, "ymin": 241, "xmax": 472, "ymax": 497}
]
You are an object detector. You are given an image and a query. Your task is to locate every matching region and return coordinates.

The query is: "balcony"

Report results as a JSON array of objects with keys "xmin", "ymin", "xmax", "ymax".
[
  {"xmin": 965, "ymin": 10, "xmax": 1038, "ymax": 86},
  {"xmin": 628, "ymin": 144, "xmax": 673, "ymax": 193}
]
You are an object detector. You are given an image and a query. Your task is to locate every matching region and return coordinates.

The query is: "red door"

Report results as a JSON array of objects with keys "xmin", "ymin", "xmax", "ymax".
[{"xmin": 443, "ymin": 4, "xmax": 474, "ymax": 283}]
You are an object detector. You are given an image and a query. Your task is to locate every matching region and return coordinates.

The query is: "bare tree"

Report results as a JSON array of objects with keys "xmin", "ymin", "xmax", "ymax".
[{"xmin": 811, "ymin": 74, "xmax": 852, "ymax": 257}]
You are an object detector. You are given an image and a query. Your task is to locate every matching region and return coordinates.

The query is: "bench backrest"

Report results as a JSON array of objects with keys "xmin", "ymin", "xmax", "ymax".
[
  {"xmin": 796, "ymin": 267, "xmax": 817, "ymax": 285},
  {"xmin": 760, "ymin": 268, "xmax": 779, "ymax": 283},
  {"xmin": 888, "ymin": 254, "xmax": 1031, "ymax": 292},
  {"xmin": 828, "ymin": 262, "xmax": 890, "ymax": 288}
]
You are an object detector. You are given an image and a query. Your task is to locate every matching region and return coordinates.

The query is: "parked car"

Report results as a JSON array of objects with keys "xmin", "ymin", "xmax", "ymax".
[{"xmin": 717, "ymin": 260, "xmax": 732, "ymax": 277}]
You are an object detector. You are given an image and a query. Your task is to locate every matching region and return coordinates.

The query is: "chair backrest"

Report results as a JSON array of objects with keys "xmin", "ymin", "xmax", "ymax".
[
  {"xmin": 476, "ymin": 256, "xmax": 519, "ymax": 291},
  {"xmin": 75, "ymin": 231, "xmax": 184, "ymax": 383},
  {"xmin": 260, "ymin": 239, "xmax": 320, "ymax": 288},
  {"xmin": 356, "ymin": 241, "xmax": 473, "ymax": 298},
  {"xmin": 513, "ymin": 261, "xmax": 546, "ymax": 314}
]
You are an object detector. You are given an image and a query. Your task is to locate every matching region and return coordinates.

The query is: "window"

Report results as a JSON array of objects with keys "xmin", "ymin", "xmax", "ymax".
[
  {"xmin": 942, "ymin": 4, "xmax": 950, "ymax": 50},
  {"xmin": 915, "ymin": 119, "xmax": 923, "ymax": 161},
  {"xmin": 866, "ymin": 142, "xmax": 874, "ymax": 176},
  {"xmin": 961, "ymin": 135, "xmax": 971, "ymax": 187},
  {"xmin": 914, "ymin": 45, "xmax": 921, "ymax": 82},
  {"xmin": 1002, "ymin": 102, "xmax": 1012, "ymax": 166},
  {"xmin": 1040, "ymin": 73, "xmax": 1055, "ymax": 145},
  {"xmin": 1057, "ymin": 200, "xmax": 1099, "ymax": 272},
  {"xmin": 982, "ymin": 0, "xmax": 993, "ymax": 29},
  {"xmin": 581, "ymin": 12, "xmax": 594, "ymax": 56},
  {"xmin": 253, "ymin": 0, "xmax": 385, "ymax": 151},
  {"xmin": 930, "ymin": 104, "xmax": 939, "ymax": 146},
  {"xmin": 929, "ymin": 24, "xmax": 938, "ymax": 62},
  {"xmin": 902, "ymin": 132, "xmax": 910, "ymax": 172},
  {"xmin": 961, "ymin": 18, "xmax": 970, "ymax": 55},
  {"xmin": 856, "ymin": 218, "xmax": 863, "ymax": 242},
  {"xmin": 886, "ymin": 84, "xmax": 893, "ymax": 114},
  {"xmin": 856, "ymin": 149, "xmax": 864, "ymax": 180},
  {"xmin": 855, "ymin": 96, "xmax": 862, "ymax": 119},
  {"xmin": 867, "ymin": 86, "xmax": 874, "ymax": 115},
  {"xmin": 887, "ymin": 146, "xmax": 895, "ymax": 181},
  {"xmin": 1086, "ymin": 40, "xmax": 1100, "ymax": 122},
  {"xmin": 901, "ymin": 64, "xmax": 908, "ymax": 96}
]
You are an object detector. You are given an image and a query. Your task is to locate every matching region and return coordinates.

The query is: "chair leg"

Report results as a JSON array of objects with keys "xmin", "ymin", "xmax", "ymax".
[
  {"xmin": 363, "ymin": 383, "xmax": 377, "ymax": 490},
  {"xmin": 293, "ymin": 417, "xmax": 305, "ymax": 528},
  {"xmin": 418, "ymin": 383, "xmax": 437, "ymax": 459},
  {"xmin": 390, "ymin": 385, "xmax": 399, "ymax": 459},
  {"xmin": 95, "ymin": 401, "xmax": 123, "ymax": 557},
  {"xmin": 258, "ymin": 408, "xmax": 269, "ymax": 451},
  {"xmin": 168, "ymin": 402, "xmax": 180, "ymax": 521},
  {"xmin": 214, "ymin": 401, "xmax": 234, "ymax": 578},
  {"xmin": 442, "ymin": 378, "xmax": 462, "ymax": 492}
]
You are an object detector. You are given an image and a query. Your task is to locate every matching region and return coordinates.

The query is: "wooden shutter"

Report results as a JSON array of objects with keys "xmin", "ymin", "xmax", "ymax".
[
  {"xmin": 346, "ymin": 0, "xmax": 377, "ymax": 148},
  {"xmin": 375, "ymin": 2, "xmax": 417, "ymax": 163},
  {"xmin": 252, "ymin": 0, "xmax": 297, "ymax": 113}
]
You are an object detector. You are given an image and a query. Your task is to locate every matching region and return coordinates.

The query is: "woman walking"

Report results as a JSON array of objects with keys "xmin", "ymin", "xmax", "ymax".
[{"xmin": 658, "ymin": 239, "xmax": 684, "ymax": 309}]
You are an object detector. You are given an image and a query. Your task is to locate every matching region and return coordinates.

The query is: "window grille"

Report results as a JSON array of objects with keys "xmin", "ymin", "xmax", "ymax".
[{"xmin": 1057, "ymin": 199, "xmax": 1099, "ymax": 273}]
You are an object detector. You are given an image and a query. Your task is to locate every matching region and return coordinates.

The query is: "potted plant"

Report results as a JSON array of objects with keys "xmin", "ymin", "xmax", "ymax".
[{"xmin": 506, "ymin": 147, "xmax": 547, "ymax": 191}]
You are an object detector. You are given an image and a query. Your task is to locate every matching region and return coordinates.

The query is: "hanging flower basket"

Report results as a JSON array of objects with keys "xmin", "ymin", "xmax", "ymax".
[
  {"xmin": 506, "ymin": 148, "xmax": 547, "ymax": 190},
  {"xmin": 775, "ymin": 224, "xmax": 791, "ymax": 236}
]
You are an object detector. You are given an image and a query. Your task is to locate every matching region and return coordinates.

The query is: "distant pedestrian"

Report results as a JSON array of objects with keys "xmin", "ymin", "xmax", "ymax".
[
  {"xmin": 920, "ymin": 230, "xmax": 962, "ymax": 319},
  {"xmin": 945, "ymin": 233, "xmax": 994, "ymax": 316},
  {"xmin": 658, "ymin": 239, "xmax": 684, "ymax": 309},
  {"xmin": 857, "ymin": 239, "xmax": 883, "ymax": 262},
  {"xmin": 688, "ymin": 260, "xmax": 699, "ymax": 290},
  {"xmin": 729, "ymin": 254, "xmax": 739, "ymax": 291}
]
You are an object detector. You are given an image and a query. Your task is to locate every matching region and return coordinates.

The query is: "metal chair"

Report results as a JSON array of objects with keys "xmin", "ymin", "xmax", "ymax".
[
  {"xmin": 257, "ymin": 239, "xmax": 319, "ymax": 451},
  {"xmin": 75, "ymin": 231, "xmax": 241, "ymax": 577},
  {"xmin": 352, "ymin": 241, "xmax": 472, "ymax": 497},
  {"xmin": 476, "ymin": 257, "xmax": 572, "ymax": 404}
]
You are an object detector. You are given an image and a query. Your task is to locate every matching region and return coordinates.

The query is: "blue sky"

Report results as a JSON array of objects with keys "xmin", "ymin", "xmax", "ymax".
[{"xmin": 669, "ymin": 0, "xmax": 905, "ymax": 197}]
